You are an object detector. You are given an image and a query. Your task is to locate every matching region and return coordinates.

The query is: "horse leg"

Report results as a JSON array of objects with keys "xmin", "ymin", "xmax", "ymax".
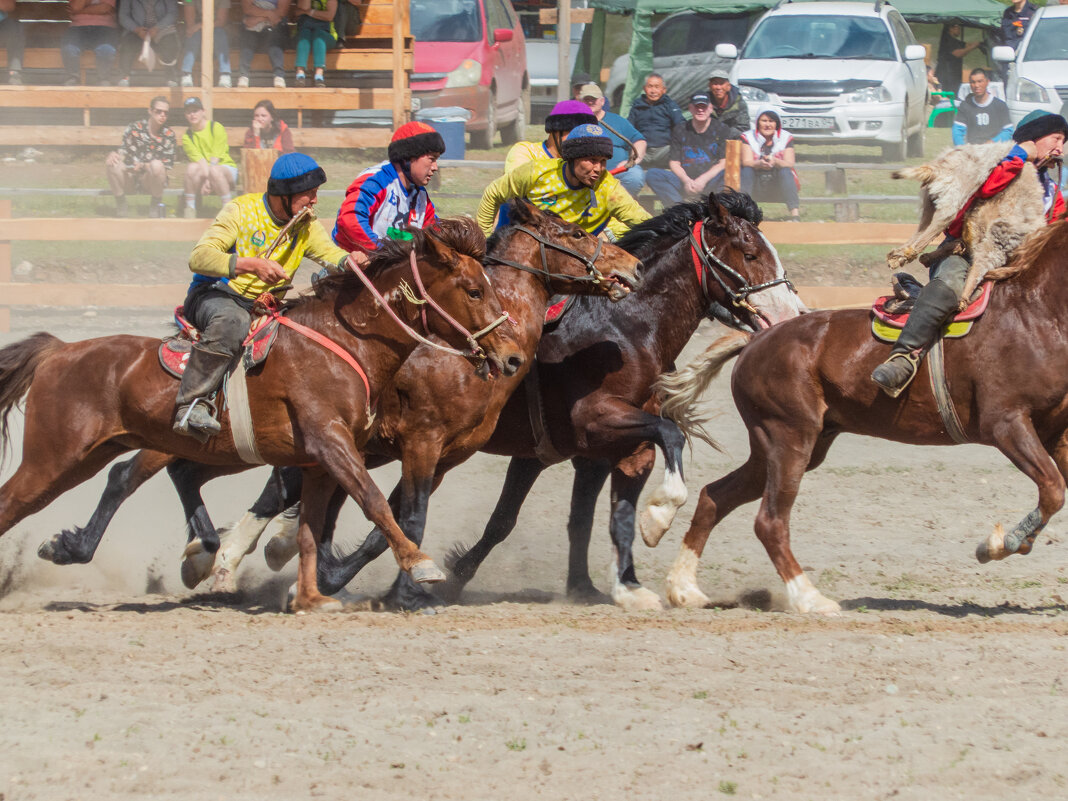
[
  {"xmin": 440, "ymin": 457, "xmax": 547, "ymax": 603},
  {"xmin": 292, "ymin": 468, "xmax": 344, "ymax": 613},
  {"xmin": 262, "ymin": 467, "xmax": 305, "ymax": 570},
  {"xmin": 638, "ymin": 421, "xmax": 688, "ymax": 547},
  {"xmin": 607, "ymin": 454, "xmax": 664, "ymax": 611},
  {"xmin": 170, "ymin": 459, "xmax": 244, "ymax": 589},
  {"xmin": 38, "ymin": 449, "xmax": 174, "ymax": 565},
  {"xmin": 564, "ymin": 456, "xmax": 611, "ymax": 603},
  {"xmin": 378, "ymin": 472, "xmax": 444, "ymax": 613},
  {"xmin": 976, "ymin": 416, "xmax": 1066, "ymax": 563}
]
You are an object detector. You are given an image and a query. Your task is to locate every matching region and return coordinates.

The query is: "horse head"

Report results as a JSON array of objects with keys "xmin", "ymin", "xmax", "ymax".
[
  {"xmin": 699, "ymin": 190, "xmax": 807, "ymax": 331},
  {"xmin": 411, "ymin": 217, "xmax": 525, "ymax": 379},
  {"xmin": 490, "ymin": 200, "xmax": 643, "ymax": 301}
]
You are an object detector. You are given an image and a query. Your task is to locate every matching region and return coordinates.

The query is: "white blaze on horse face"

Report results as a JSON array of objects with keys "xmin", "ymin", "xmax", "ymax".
[
  {"xmin": 784, "ymin": 574, "xmax": 841, "ymax": 615},
  {"xmin": 752, "ymin": 232, "xmax": 807, "ymax": 326}
]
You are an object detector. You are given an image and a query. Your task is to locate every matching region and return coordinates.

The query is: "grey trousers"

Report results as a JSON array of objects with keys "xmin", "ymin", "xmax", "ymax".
[{"xmin": 184, "ymin": 281, "xmax": 254, "ymax": 358}]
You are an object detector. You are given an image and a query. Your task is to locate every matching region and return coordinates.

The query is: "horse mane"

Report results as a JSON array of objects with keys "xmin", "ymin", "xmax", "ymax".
[
  {"xmin": 617, "ymin": 189, "xmax": 763, "ymax": 258},
  {"xmin": 985, "ymin": 219, "xmax": 1068, "ymax": 282}
]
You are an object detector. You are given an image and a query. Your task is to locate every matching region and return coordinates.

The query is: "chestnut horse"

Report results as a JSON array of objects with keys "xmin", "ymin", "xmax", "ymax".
[
  {"xmin": 319, "ymin": 191, "xmax": 805, "ymax": 609},
  {"xmin": 0, "ymin": 218, "xmax": 522, "ymax": 612},
  {"xmin": 37, "ymin": 201, "xmax": 642, "ymax": 606},
  {"xmin": 656, "ymin": 221, "xmax": 1068, "ymax": 614}
]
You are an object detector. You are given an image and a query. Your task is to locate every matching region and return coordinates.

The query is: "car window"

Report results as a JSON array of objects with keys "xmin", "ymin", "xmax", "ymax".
[
  {"xmin": 652, "ymin": 13, "xmax": 750, "ymax": 58},
  {"xmin": 1022, "ymin": 16, "xmax": 1068, "ymax": 62},
  {"xmin": 486, "ymin": 0, "xmax": 515, "ymax": 37},
  {"xmin": 513, "ymin": 0, "xmax": 552, "ymax": 39},
  {"xmin": 742, "ymin": 14, "xmax": 895, "ymax": 61},
  {"xmin": 887, "ymin": 12, "xmax": 914, "ymax": 56},
  {"xmin": 410, "ymin": 0, "xmax": 483, "ymax": 44}
]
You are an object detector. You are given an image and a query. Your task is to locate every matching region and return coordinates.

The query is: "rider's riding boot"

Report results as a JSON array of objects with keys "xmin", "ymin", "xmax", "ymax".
[
  {"xmin": 173, "ymin": 346, "xmax": 233, "ymax": 442},
  {"xmin": 871, "ymin": 278, "xmax": 959, "ymax": 398}
]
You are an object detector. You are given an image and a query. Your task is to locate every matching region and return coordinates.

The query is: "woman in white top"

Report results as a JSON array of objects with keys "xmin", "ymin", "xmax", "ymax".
[{"xmin": 740, "ymin": 108, "xmax": 800, "ymax": 220}]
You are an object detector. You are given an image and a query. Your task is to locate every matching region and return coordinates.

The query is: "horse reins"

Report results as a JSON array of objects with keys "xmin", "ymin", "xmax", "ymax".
[
  {"xmin": 688, "ymin": 219, "xmax": 795, "ymax": 328},
  {"xmin": 483, "ymin": 224, "xmax": 611, "ymax": 292}
]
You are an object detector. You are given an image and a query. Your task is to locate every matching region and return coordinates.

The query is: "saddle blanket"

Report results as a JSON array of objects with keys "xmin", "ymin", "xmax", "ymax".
[
  {"xmin": 544, "ymin": 294, "xmax": 575, "ymax": 327},
  {"xmin": 871, "ymin": 281, "xmax": 993, "ymax": 343},
  {"xmin": 158, "ymin": 307, "xmax": 280, "ymax": 378}
]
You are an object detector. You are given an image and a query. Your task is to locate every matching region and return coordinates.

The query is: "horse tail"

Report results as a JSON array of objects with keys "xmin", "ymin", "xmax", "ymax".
[
  {"xmin": 892, "ymin": 164, "xmax": 935, "ymax": 183},
  {"xmin": 0, "ymin": 332, "xmax": 64, "ymax": 460},
  {"xmin": 654, "ymin": 331, "xmax": 752, "ymax": 451}
]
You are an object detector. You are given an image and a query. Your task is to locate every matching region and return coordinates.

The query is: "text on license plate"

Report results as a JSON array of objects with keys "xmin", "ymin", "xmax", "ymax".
[{"xmin": 783, "ymin": 116, "xmax": 835, "ymax": 130}]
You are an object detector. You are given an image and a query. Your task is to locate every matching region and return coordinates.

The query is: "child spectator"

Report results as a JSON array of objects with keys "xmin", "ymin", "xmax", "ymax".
[
  {"xmin": 180, "ymin": 0, "xmax": 233, "ymax": 87},
  {"xmin": 244, "ymin": 99, "xmax": 294, "ymax": 152},
  {"xmin": 62, "ymin": 0, "xmax": 120, "ymax": 85},
  {"xmin": 181, "ymin": 97, "xmax": 238, "ymax": 217},
  {"xmin": 293, "ymin": 0, "xmax": 336, "ymax": 87}
]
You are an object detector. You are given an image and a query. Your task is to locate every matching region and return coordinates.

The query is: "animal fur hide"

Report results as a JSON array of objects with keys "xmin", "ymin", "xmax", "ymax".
[{"xmin": 886, "ymin": 141, "xmax": 1047, "ymax": 310}]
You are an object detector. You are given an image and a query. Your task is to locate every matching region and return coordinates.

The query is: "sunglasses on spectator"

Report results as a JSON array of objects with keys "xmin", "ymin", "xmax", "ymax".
[{"xmin": 150, "ymin": 107, "xmax": 169, "ymax": 115}]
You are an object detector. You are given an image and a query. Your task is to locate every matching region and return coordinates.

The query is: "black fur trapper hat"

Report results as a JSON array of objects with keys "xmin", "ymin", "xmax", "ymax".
[
  {"xmin": 559, "ymin": 124, "xmax": 614, "ymax": 160},
  {"xmin": 388, "ymin": 121, "xmax": 446, "ymax": 163}
]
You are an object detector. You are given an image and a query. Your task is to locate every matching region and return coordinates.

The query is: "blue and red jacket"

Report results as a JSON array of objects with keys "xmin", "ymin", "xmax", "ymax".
[
  {"xmin": 946, "ymin": 144, "xmax": 1065, "ymax": 238},
  {"xmin": 333, "ymin": 160, "xmax": 437, "ymax": 252}
]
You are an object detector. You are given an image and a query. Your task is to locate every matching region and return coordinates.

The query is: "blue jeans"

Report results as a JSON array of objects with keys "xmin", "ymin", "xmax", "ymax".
[
  {"xmin": 181, "ymin": 27, "xmax": 232, "ymax": 76},
  {"xmin": 740, "ymin": 166, "xmax": 799, "ymax": 212},
  {"xmin": 613, "ymin": 164, "xmax": 645, "ymax": 198},
  {"xmin": 645, "ymin": 168, "xmax": 724, "ymax": 207},
  {"xmin": 61, "ymin": 25, "xmax": 118, "ymax": 83},
  {"xmin": 239, "ymin": 26, "xmax": 287, "ymax": 78}
]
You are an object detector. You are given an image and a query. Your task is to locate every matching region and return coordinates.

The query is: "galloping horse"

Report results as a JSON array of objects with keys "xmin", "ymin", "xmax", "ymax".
[
  {"xmin": 37, "ymin": 201, "xmax": 642, "ymax": 606},
  {"xmin": 324, "ymin": 191, "xmax": 805, "ymax": 609},
  {"xmin": 656, "ymin": 220, "xmax": 1068, "ymax": 614},
  {"xmin": 1, "ymin": 218, "xmax": 522, "ymax": 612}
]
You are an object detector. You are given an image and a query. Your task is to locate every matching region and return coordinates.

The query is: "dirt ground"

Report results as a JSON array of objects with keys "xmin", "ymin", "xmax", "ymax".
[{"xmin": 2, "ymin": 308, "xmax": 1067, "ymax": 801}]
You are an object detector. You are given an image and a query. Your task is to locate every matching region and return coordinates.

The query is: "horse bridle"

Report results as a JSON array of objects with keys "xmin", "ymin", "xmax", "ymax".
[
  {"xmin": 483, "ymin": 224, "xmax": 612, "ymax": 291},
  {"xmin": 688, "ymin": 219, "xmax": 795, "ymax": 329}
]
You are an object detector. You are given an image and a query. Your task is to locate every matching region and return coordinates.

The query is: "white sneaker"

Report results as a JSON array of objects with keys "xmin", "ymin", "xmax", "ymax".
[
  {"xmin": 237, "ymin": 75, "xmax": 250, "ymax": 88},
  {"xmin": 180, "ymin": 74, "xmax": 193, "ymax": 87},
  {"xmin": 117, "ymin": 77, "xmax": 130, "ymax": 87},
  {"xmin": 218, "ymin": 74, "xmax": 232, "ymax": 88},
  {"xmin": 273, "ymin": 76, "xmax": 285, "ymax": 88},
  {"xmin": 182, "ymin": 205, "xmax": 195, "ymax": 219}
]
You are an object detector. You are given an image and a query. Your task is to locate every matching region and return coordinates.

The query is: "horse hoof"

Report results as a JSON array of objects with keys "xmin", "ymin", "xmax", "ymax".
[
  {"xmin": 639, "ymin": 506, "xmax": 675, "ymax": 548},
  {"xmin": 612, "ymin": 585, "xmax": 663, "ymax": 611},
  {"xmin": 263, "ymin": 533, "xmax": 299, "ymax": 572},
  {"xmin": 291, "ymin": 596, "xmax": 344, "ymax": 614},
  {"xmin": 37, "ymin": 538, "xmax": 59, "ymax": 563},
  {"xmin": 410, "ymin": 560, "xmax": 446, "ymax": 584},
  {"xmin": 797, "ymin": 595, "xmax": 842, "ymax": 616},
  {"xmin": 666, "ymin": 582, "xmax": 711, "ymax": 609},
  {"xmin": 210, "ymin": 568, "xmax": 236, "ymax": 594},
  {"xmin": 976, "ymin": 524, "xmax": 1008, "ymax": 564},
  {"xmin": 179, "ymin": 539, "xmax": 215, "ymax": 590}
]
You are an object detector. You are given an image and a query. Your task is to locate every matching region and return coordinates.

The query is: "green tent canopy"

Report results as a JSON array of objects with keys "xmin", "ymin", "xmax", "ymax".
[{"xmin": 594, "ymin": 0, "xmax": 1008, "ymax": 113}]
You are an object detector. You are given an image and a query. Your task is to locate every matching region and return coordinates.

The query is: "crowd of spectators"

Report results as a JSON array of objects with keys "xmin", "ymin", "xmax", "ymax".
[{"xmin": 2, "ymin": 0, "xmax": 363, "ymax": 86}]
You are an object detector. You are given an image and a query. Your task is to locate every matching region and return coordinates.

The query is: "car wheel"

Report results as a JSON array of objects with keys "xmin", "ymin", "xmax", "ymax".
[
  {"xmin": 906, "ymin": 127, "xmax": 924, "ymax": 159},
  {"xmin": 500, "ymin": 85, "xmax": 529, "ymax": 145},
  {"xmin": 470, "ymin": 91, "xmax": 497, "ymax": 150}
]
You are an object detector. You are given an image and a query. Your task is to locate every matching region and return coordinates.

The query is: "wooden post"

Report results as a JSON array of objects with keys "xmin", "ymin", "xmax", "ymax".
[
  {"xmin": 0, "ymin": 199, "xmax": 9, "ymax": 331},
  {"xmin": 724, "ymin": 139, "xmax": 741, "ymax": 190},
  {"xmin": 202, "ymin": 0, "xmax": 215, "ymax": 117},
  {"xmin": 556, "ymin": 0, "xmax": 571, "ymax": 103},
  {"xmin": 392, "ymin": 0, "xmax": 408, "ymax": 128},
  {"xmin": 242, "ymin": 148, "xmax": 279, "ymax": 193}
]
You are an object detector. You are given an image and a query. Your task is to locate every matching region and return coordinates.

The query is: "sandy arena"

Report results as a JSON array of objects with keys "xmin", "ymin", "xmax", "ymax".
[{"xmin": 1, "ymin": 316, "xmax": 1066, "ymax": 801}]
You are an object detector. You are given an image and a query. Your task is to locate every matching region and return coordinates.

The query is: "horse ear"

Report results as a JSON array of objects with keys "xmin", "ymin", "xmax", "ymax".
[
  {"xmin": 511, "ymin": 198, "xmax": 538, "ymax": 225},
  {"xmin": 707, "ymin": 192, "xmax": 731, "ymax": 229},
  {"xmin": 422, "ymin": 227, "xmax": 454, "ymax": 269}
]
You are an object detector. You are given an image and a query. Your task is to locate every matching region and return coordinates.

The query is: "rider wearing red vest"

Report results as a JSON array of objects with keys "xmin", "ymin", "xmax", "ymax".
[{"xmin": 871, "ymin": 110, "xmax": 1067, "ymax": 397}]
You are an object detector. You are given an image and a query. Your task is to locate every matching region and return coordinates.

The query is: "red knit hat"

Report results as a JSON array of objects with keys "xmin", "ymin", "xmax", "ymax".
[{"xmin": 389, "ymin": 121, "xmax": 446, "ymax": 163}]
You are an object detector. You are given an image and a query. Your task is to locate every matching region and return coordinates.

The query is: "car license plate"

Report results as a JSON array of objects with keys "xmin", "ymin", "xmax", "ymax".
[{"xmin": 782, "ymin": 116, "xmax": 835, "ymax": 130}]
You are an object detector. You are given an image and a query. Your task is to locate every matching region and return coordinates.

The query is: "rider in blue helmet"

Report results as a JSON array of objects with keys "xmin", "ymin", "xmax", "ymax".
[{"xmin": 173, "ymin": 152, "xmax": 352, "ymax": 441}]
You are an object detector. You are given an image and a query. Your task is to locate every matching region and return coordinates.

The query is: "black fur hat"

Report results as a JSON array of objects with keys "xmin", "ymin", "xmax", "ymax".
[
  {"xmin": 559, "ymin": 124, "xmax": 614, "ymax": 160},
  {"xmin": 388, "ymin": 121, "xmax": 446, "ymax": 163},
  {"xmin": 1012, "ymin": 110, "xmax": 1068, "ymax": 144}
]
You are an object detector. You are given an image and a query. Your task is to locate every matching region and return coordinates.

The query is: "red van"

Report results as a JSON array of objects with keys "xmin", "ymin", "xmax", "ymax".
[{"xmin": 410, "ymin": 0, "xmax": 529, "ymax": 149}]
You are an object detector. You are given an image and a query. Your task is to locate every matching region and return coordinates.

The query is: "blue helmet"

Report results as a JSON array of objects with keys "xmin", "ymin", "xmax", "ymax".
[{"xmin": 268, "ymin": 152, "xmax": 327, "ymax": 196}]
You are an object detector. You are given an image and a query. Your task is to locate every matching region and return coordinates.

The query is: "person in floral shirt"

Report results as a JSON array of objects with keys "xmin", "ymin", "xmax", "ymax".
[{"xmin": 104, "ymin": 96, "xmax": 177, "ymax": 217}]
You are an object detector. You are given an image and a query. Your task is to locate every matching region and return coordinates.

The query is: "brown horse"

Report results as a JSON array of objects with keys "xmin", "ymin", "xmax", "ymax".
[
  {"xmin": 656, "ymin": 221, "xmax": 1068, "ymax": 613},
  {"xmin": 36, "ymin": 201, "xmax": 642, "ymax": 607},
  {"xmin": 0, "ymin": 218, "xmax": 523, "ymax": 612}
]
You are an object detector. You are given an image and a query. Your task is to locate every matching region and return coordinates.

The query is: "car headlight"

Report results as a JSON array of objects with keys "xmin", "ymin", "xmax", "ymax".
[
  {"xmin": 1015, "ymin": 78, "xmax": 1049, "ymax": 104},
  {"xmin": 846, "ymin": 85, "xmax": 892, "ymax": 103},
  {"xmin": 445, "ymin": 59, "xmax": 482, "ymax": 89},
  {"xmin": 739, "ymin": 85, "xmax": 770, "ymax": 104}
]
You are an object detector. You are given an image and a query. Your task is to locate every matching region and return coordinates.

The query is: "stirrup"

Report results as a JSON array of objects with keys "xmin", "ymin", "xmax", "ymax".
[
  {"xmin": 174, "ymin": 397, "xmax": 220, "ymax": 442},
  {"xmin": 871, "ymin": 352, "xmax": 920, "ymax": 399}
]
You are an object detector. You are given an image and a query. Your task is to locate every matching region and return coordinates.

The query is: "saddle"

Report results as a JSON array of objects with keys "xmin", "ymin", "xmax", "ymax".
[
  {"xmin": 544, "ymin": 294, "xmax": 575, "ymax": 328},
  {"xmin": 871, "ymin": 277, "xmax": 993, "ymax": 344},
  {"xmin": 158, "ymin": 306, "xmax": 282, "ymax": 379}
]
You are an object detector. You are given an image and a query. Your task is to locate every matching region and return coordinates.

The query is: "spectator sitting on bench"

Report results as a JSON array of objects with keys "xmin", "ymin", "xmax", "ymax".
[
  {"xmin": 0, "ymin": 0, "xmax": 25, "ymax": 85},
  {"xmin": 332, "ymin": 0, "xmax": 359, "ymax": 45},
  {"xmin": 627, "ymin": 72, "xmax": 685, "ymax": 170},
  {"xmin": 952, "ymin": 68, "xmax": 1013, "ymax": 146},
  {"xmin": 740, "ymin": 108, "xmax": 800, "ymax": 221},
  {"xmin": 245, "ymin": 99, "xmax": 294, "ymax": 152},
  {"xmin": 237, "ymin": 0, "xmax": 292, "ymax": 88},
  {"xmin": 62, "ymin": 0, "xmax": 120, "ymax": 86},
  {"xmin": 293, "ymin": 0, "xmax": 336, "ymax": 87},
  {"xmin": 117, "ymin": 0, "xmax": 180, "ymax": 87},
  {"xmin": 181, "ymin": 97, "xmax": 238, "ymax": 217},
  {"xmin": 579, "ymin": 82, "xmax": 646, "ymax": 199},
  {"xmin": 180, "ymin": 0, "xmax": 232, "ymax": 87},
  {"xmin": 105, "ymin": 95, "xmax": 176, "ymax": 217}
]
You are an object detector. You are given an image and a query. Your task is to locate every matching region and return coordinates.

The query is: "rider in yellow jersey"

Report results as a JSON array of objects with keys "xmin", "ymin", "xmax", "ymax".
[
  {"xmin": 478, "ymin": 124, "xmax": 650, "ymax": 240},
  {"xmin": 173, "ymin": 152, "xmax": 351, "ymax": 441},
  {"xmin": 504, "ymin": 99, "xmax": 597, "ymax": 173}
]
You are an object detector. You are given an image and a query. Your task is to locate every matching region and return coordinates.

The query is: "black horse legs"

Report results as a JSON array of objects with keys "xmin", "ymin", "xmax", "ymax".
[{"xmin": 565, "ymin": 457, "xmax": 610, "ymax": 601}]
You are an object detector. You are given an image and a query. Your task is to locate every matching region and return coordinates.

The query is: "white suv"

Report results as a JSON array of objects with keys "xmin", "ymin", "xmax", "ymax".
[
  {"xmin": 717, "ymin": 1, "xmax": 928, "ymax": 160},
  {"xmin": 993, "ymin": 4, "xmax": 1068, "ymax": 125}
]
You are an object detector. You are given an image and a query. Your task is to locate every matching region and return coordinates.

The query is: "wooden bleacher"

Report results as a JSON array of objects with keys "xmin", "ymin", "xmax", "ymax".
[{"xmin": 0, "ymin": 0, "xmax": 411, "ymax": 148}]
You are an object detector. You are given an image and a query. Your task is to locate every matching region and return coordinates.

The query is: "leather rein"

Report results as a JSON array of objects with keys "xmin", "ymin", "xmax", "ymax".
[
  {"xmin": 482, "ymin": 224, "xmax": 612, "ymax": 292},
  {"xmin": 688, "ymin": 219, "xmax": 794, "ymax": 329}
]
